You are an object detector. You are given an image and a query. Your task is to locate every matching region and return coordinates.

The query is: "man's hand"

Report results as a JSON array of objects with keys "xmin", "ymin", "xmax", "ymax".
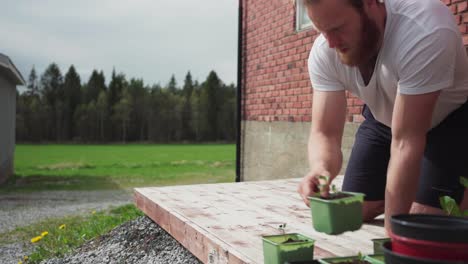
[{"xmin": 298, "ymin": 171, "xmax": 333, "ymax": 206}]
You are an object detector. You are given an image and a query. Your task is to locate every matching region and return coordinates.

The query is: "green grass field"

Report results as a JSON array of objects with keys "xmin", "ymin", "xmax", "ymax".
[{"xmin": 4, "ymin": 144, "xmax": 236, "ymax": 192}]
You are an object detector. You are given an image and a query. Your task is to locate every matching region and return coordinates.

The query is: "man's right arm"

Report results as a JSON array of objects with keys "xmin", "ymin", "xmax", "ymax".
[{"xmin": 298, "ymin": 89, "xmax": 347, "ymax": 205}]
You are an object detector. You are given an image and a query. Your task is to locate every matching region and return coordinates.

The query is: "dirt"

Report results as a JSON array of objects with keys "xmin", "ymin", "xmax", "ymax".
[
  {"xmin": 319, "ymin": 192, "xmax": 352, "ymax": 200},
  {"xmin": 282, "ymin": 238, "xmax": 307, "ymax": 244}
]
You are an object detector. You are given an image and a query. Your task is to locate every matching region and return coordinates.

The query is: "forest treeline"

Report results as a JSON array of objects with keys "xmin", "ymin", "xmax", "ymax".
[{"xmin": 16, "ymin": 64, "xmax": 237, "ymax": 143}]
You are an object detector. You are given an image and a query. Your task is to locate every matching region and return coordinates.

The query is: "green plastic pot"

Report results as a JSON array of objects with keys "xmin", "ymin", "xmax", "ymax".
[
  {"xmin": 308, "ymin": 192, "xmax": 365, "ymax": 235},
  {"xmin": 318, "ymin": 255, "xmax": 366, "ymax": 263},
  {"xmin": 262, "ymin": 233, "xmax": 315, "ymax": 264},
  {"xmin": 319, "ymin": 254, "xmax": 384, "ymax": 264},
  {"xmin": 371, "ymin": 238, "xmax": 390, "ymax": 254}
]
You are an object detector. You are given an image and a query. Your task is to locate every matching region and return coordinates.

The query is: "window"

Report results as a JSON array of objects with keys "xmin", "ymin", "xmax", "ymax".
[{"xmin": 296, "ymin": 0, "xmax": 313, "ymax": 32}]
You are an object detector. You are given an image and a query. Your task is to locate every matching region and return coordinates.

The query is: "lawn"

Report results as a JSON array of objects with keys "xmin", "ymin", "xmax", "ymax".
[
  {"xmin": 4, "ymin": 144, "xmax": 236, "ymax": 192},
  {"xmin": 1, "ymin": 144, "xmax": 235, "ymax": 263}
]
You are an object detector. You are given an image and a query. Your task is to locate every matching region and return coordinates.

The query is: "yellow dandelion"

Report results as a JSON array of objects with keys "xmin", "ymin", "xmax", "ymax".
[
  {"xmin": 24, "ymin": 256, "xmax": 29, "ymax": 261},
  {"xmin": 92, "ymin": 210, "xmax": 96, "ymax": 214},
  {"xmin": 31, "ymin": 236, "xmax": 42, "ymax": 243},
  {"xmin": 59, "ymin": 224, "xmax": 66, "ymax": 229},
  {"xmin": 41, "ymin": 231, "xmax": 49, "ymax": 237},
  {"xmin": 18, "ymin": 261, "xmax": 23, "ymax": 264}
]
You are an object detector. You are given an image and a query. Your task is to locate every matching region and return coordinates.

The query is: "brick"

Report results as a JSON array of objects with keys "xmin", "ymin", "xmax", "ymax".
[
  {"xmin": 458, "ymin": 2, "xmax": 468, "ymax": 12},
  {"xmin": 459, "ymin": 24, "xmax": 468, "ymax": 33},
  {"xmin": 241, "ymin": 0, "xmax": 468, "ymax": 122}
]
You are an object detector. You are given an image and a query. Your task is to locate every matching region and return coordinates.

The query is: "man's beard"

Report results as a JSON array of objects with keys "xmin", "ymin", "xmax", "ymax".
[{"xmin": 338, "ymin": 12, "xmax": 381, "ymax": 67}]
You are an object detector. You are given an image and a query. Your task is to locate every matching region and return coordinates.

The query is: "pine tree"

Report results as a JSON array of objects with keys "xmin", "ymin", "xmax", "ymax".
[
  {"xmin": 108, "ymin": 69, "xmax": 127, "ymax": 141},
  {"xmin": 63, "ymin": 65, "xmax": 81, "ymax": 140},
  {"xmin": 181, "ymin": 71, "xmax": 195, "ymax": 140},
  {"xmin": 167, "ymin": 74, "xmax": 178, "ymax": 94},
  {"xmin": 40, "ymin": 63, "xmax": 64, "ymax": 140},
  {"xmin": 27, "ymin": 66, "xmax": 39, "ymax": 97},
  {"xmin": 85, "ymin": 70, "xmax": 106, "ymax": 104},
  {"xmin": 199, "ymin": 71, "xmax": 223, "ymax": 141},
  {"xmin": 113, "ymin": 88, "xmax": 132, "ymax": 142},
  {"xmin": 96, "ymin": 91, "xmax": 108, "ymax": 141}
]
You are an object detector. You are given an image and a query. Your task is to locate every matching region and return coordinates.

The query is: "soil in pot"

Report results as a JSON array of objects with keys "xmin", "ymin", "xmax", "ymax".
[
  {"xmin": 318, "ymin": 193, "xmax": 353, "ymax": 200},
  {"xmin": 283, "ymin": 238, "xmax": 308, "ymax": 244}
]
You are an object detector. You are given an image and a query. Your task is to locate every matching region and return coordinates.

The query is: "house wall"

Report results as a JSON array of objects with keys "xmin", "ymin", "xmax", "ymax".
[
  {"xmin": 0, "ymin": 76, "xmax": 16, "ymax": 184},
  {"xmin": 240, "ymin": 0, "xmax": 468, "ymax": 181}
]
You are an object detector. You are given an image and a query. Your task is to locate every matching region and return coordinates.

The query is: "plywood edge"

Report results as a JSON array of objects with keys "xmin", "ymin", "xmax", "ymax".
[{"xmin": 134, "ymin": 189, "xmax": 255, "ymax": 264}]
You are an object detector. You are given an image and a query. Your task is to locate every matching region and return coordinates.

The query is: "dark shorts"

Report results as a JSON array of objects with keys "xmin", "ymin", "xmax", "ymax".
[{"xmin": 342, "ymin": 100, "xmax": 468, "ymax": 208}]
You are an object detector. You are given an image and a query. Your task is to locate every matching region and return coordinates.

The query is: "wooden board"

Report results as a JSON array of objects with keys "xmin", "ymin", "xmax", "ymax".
[{"xmin": 134, "ymin": 176, "xmax": 386, "ymax": 264}]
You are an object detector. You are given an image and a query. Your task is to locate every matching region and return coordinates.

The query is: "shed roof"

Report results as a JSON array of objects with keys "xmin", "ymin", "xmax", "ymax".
[{"xmin": 0, "ymin": 53, "xmax": 25, "ymax": 86}]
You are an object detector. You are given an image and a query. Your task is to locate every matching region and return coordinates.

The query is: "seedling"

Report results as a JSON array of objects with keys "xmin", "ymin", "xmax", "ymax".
[
  {"xmin": 357, "ymin": 252, "xmax": 364, "ymax": 261},
  {"xmin": 316, "ymin": 175, "xmax": 350, "ymax": 200},
  {"xmin": 317, "ymin": 175, "xmax": 334, "ymax": 193},
  {"xmin": 278, "ymin": 223, "xmax": 287, "ymax": 235},
  {"xmin": 439, "ymin": 177, "xmax": 468, "ymax": 217}
]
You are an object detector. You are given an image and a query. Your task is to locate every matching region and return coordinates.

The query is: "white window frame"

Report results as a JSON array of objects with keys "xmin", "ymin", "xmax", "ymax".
[{"xmin": 296, "ymin": 0, "xmax": 313, "ymax": 32}]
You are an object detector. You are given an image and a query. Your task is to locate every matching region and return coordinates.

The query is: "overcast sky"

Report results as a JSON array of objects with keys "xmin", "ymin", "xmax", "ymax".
[{"xmin": 1, "ymin": 0, "xmax": 238, "ymax": 89}]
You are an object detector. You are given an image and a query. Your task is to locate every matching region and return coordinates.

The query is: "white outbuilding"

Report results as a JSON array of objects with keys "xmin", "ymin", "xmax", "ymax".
[{"xmin": 0, "ymin": 53, "xmax": 25, "ymax": 184}]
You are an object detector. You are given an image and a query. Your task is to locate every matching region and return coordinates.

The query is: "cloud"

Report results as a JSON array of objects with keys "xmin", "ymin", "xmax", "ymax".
[{"xmin": 0, "ymin": 0, "xmax": 238, "ymax": 87}]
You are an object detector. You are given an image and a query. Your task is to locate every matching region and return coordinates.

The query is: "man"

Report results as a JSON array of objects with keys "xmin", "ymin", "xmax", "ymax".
[{"xmin": 297, "ymin": 0, "xmax": 468, "ymax": 233}]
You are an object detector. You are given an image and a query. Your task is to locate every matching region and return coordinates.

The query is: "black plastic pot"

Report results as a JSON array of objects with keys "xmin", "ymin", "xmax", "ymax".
[
  {"xmin": 391, "ymin": 214, "xmax": 468, "ymax": 243},
  {"xmin": 382, "ymin": 241, "xmax": 468, "ymax": 264},
  {"xmin": 390, "ymin": 214, "xmax": 468, "ymax": 261}
]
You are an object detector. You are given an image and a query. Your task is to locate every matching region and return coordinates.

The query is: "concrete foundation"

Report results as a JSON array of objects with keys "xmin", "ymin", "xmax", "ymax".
[{"xmin": 240, "ymin": 121, "xmax": 360, "ymax": 181}]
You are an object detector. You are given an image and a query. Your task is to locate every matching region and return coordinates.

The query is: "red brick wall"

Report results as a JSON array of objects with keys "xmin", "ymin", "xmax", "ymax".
[{"xmin": 241, "ymin": 0, "xmax": 468, "ymax": 123}]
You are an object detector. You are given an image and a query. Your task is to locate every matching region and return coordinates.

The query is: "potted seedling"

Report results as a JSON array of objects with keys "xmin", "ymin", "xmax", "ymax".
[
  {"xmin": 308, "ymin": 175, "xmax": 365, "ymax": 235},
  {"xmin": 262, "ymin": 223, "xmax": 316, "ymax": 264},
  {"xmin": 319, "ymin": 252, "xmax": 379, "ymax": 264}
]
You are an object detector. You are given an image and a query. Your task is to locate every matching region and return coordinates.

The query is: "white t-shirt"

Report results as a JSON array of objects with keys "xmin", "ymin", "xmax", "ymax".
[{"xmin": 308, "ymin": 0, "xmax": 468, "ymax": 128}]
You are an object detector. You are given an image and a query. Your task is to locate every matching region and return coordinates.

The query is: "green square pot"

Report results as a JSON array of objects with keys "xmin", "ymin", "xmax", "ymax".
[
  {"xmin": 318, "ymin": 255, "xmax": 365, "ymax": 263},
  {"xmin": 308, "ymin": 192, "xmax": 364, "ymax": 235},
  {"xmin": 319, "ymin": 254, "xmax": 384, "ymax": 264},
  {"xmin": 371, "ymin": 238, "xmax": 390, "ymax": 254},
  {"xmin": 262, "ymin": 233, "xmax": 315, "ymax": 264}
]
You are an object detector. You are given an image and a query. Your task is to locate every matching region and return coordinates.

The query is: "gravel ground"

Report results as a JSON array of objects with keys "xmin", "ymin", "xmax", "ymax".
[
  {"xmin": 42, "ymin": 216, "xmax": 201, "ymax": 264},
  {"xmin": 0, "ymin": 190, "xmax": 132, "ymax": 264},
  {"xmin": 0, "ymin": 190, "xmax": 201, "ymax": 264},
  {"xmin": 0, "ymin": 190, "xmax": 133, "ymax": 233}
]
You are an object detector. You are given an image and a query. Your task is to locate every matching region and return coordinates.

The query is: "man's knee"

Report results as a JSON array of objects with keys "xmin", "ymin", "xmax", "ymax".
[
  {"xmin": 410, "ymin": 202, "xmax": 444, "ymax": 215},
  {"xmin": 362, "ymin": 201, "xmax": 385, "ymax": 222}
]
